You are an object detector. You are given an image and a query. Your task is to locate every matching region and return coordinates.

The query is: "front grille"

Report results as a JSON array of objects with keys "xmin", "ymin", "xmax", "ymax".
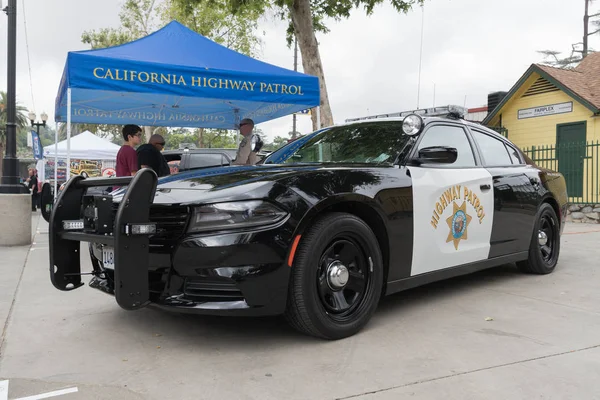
[
  {"xmin": 149, "ymin": 205, "xmax": 190, "ymax": 242},
  {"xmin": 183, "ymin": 278, "xmax": 244, "ymax": 302},
  {"xmin": 110, "ymin": 203, "xmax": 190, "ymax": 242}
]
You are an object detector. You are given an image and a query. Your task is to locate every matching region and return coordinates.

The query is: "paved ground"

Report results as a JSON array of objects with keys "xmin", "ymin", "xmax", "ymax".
[{"xmin": 1, "ymin": 214, "xmax": 600, "ymax": 400}]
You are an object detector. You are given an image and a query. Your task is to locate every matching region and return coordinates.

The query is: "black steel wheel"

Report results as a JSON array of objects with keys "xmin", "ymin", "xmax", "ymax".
[
  {"xmin": 284, "ymin": 212, "xmax": 383, "ymax": 340},
  {"xmin": 517, "ymin": 202, "xmax": 560, "ymax": 274}
]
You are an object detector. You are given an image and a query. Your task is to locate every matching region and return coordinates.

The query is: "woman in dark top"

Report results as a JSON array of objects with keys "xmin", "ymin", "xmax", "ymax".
[{"xmin": 26, "ymin": 168, "xmax": 39, "ymax": 211}]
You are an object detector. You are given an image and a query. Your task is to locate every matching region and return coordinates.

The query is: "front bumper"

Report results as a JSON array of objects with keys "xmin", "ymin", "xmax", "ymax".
[
  {"xmin": 87, "ymin": 225, "xmax": 292, "ymax": 316},
  {"xmin": 49, "ymin": 169, "xmax": 294, "ymax": 316}
]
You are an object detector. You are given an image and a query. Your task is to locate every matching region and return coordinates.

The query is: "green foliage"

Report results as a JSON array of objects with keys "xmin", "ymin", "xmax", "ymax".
[
  {"xmin": 163, "ymin": 0, "xmax": 266, "ymax": 56},
  {"xmin": 163, "ymin": 128, "xmax": 238, "ymax": 149},
  {"xmin": 223, "ymin": 0, "xmax": 422, "ymax": 46},
  {"xmin": 81, "ymin": 28, "xmax": 133, "ymax": 49},
  {"xmin": 81, "ymin": 0, "xmax": 159, "ymax": 49},
  {"xmin": 0, "ymin": 91, "xmax": 29, "ymax": 142},
  {"xmin": 262, "ymin": 135, "xmax": 289, "ymax": 151}
]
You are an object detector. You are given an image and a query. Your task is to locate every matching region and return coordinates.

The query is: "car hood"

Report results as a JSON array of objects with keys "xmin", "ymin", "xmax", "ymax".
[{"xmin": 111, "ymin": 164, "xmax": 330, "ymax": 205}]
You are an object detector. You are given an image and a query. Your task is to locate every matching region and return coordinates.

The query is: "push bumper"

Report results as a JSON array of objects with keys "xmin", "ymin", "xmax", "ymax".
[{"xmin": 49, "ymin": 168, "xmax": 158, "ymax": 310}]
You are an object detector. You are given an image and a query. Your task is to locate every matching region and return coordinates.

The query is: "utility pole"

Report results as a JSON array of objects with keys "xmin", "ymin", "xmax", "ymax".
[
  {"xmin": 584, "ymin": 0, "xmax": 590, "ymax": 58},
  {"xmin": 0, "ymin": 0, "xmax": 26, "ymax": 194},
  {"xmin": 292, "ymin": 35, "xmax": 298, "ymax": 139}
]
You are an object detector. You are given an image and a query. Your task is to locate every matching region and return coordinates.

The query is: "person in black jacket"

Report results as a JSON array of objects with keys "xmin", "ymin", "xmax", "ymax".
[
  {"xmin": 26, "ymin": 168, "xmax": 39, "ymax": 211},
  {"xmin": 136, "ymin": 134, "xmax": 170, "ymax": 177}
]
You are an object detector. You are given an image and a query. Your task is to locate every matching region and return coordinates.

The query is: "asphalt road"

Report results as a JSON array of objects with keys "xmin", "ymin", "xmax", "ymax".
[{"xmin": 1, "ymin": 215, "xmax": 599, "ymax": 400}]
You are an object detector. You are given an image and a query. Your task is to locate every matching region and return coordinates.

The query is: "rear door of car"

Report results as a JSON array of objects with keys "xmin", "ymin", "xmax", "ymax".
[
  {"xmin": 466, "ymin": 128, "xmax": 538, "ymax": 258},
  {"xmin": 407, "ymin": 122, "xmax": 495, "ymax": 276}
]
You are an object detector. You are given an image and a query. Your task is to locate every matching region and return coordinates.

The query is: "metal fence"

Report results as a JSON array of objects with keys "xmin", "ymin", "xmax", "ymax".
[{"xmin": 521, "ymin": 141, "xmax": 600, "ymax": 205}]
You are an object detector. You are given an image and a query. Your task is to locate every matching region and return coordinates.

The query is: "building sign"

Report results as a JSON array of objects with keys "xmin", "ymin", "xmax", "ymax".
[{"xmin": 518, "ymin": 101, "xmax": 573, "ymax": 119}]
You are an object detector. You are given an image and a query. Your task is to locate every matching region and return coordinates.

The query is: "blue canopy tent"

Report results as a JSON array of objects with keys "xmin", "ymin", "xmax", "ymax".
[{"xmin": 52, "ymin": 21, "xmax": 320, "ymax": 187}]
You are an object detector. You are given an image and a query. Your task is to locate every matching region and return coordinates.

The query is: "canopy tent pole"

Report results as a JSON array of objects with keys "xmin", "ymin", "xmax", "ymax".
[
  {"xmin": 234, "ymin": 109, "xmax": 240, "ymax": 147},
  {"xmin": 54, "ymin": 122, "xmax": 58, "ymax": 195},
  {"xmin": 66, "ymin": 88, "xmax": 71, "ymax": 181}
]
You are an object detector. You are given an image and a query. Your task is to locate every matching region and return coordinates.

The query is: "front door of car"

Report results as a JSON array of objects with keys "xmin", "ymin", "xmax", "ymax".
[{"xmin": 407, "ymin": 123, "xmax": 495, "ymax": 276}]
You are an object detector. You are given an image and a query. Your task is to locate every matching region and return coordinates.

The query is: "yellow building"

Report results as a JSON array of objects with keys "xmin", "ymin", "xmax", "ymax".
[{"xmin": 483, "ymin": 52, "xmax": 600, "ymax": 206}]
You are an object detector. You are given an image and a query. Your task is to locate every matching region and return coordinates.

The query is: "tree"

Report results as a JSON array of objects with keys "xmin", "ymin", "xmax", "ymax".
[
  {"xmin": 81, "ymin": 0, "xmax": 265, "ymax": 145},
  {"xmin": 0, "ymin": 91, "xmax": 29, "ymax": 176},
  {"xmin": 159, "ymin": 0, "xmax": 266, "ymax": 57},
  {"xmin": 179, "ymin": 0, "xmax": 423, "ymax": 131},
  {"xmin": 538, "ymin": 0, "xmax": 600, "ymax": 68}
]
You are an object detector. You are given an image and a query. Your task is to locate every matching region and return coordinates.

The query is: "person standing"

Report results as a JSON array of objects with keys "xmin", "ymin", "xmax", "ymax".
[
  {"xmin": 116, "ymin": 124, "xmax": 142, "ymax": 177},
  {"xmin": 137, "ymin": 134, "xmax": 170, "ymax": 177},
  {"xmin": 26, "ymin": 168, "xmax": 39, "ymax": 211},
  {"xmin": 232, "ymin": 118, "xmax": 262, "ymax": 165}
]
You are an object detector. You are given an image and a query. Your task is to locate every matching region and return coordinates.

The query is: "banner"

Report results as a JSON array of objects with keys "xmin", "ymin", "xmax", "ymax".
[{"xmin": 31, "ymin": 130, "xmax": 43, "ymax": 160}]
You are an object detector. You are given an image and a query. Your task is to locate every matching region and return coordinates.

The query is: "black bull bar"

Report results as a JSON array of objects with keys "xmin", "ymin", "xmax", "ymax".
[{"xmin": 49, "ymin": 168, "xmax": 158, "ymax": 310}]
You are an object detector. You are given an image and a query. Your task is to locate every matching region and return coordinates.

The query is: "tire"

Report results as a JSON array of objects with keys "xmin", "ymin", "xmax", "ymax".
[
  {"xmin": 516, "ymin": 203, "xmax": 560, "ymax": 274},
  {"xmin": 284, "ymin": 212, "xmax": 384, "ymax": 340},
  {"xmin": 81, "ymin": 171, "xmax": 88, "ymax": 178}
]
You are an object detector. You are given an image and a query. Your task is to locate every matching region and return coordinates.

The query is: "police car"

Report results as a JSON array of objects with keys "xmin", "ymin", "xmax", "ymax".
[{"xmin": 48, "ymin": 105, "xmax": 568, "ymax": 340}]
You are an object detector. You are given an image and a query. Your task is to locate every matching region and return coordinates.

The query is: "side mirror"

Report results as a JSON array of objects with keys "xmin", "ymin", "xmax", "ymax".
[{"xmin": 412, "ymin": 146, "xmax": 458, "ymax": 165}]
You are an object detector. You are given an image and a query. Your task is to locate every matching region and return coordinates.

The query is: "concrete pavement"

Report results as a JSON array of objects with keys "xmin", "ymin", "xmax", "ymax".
[{"xmin": 1, "ymin": 217, "xmax": 599, "ymax": 399}]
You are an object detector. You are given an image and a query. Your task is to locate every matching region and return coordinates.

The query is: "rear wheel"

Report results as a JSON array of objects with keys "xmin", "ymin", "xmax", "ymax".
[
  {"xmin": 284, "ymin": 212, "xmax": 384, "ymax": 340},
  {"xmin": 516, "ymin": 203, "xmax": 560, "ymax": 274}
]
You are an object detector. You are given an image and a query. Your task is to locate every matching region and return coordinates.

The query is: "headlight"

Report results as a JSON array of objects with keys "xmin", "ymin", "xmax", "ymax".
[{"xmin": 188, "ymin": 200, "xmax": 288, "ymax": 233}]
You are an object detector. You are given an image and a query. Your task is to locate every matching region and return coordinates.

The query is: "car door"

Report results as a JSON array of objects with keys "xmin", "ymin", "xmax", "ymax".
[
  {"xmin": 407, "ymin": 123, "xmax": 495, "ymax": 276},
  {"xmin": 467, "ymin": 128, "xmax": 539, "ymax": 258}
]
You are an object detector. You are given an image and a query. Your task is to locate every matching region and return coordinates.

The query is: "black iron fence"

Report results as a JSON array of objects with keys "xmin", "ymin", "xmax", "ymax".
[{"xmin": 521, "ymin": 141, "xmax": 600, "ymax": 205}]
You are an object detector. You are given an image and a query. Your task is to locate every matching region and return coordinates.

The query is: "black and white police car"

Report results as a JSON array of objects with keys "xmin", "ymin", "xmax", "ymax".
[{"xmin": 48, "ymin": 105, "xmax": 568, "ymax": 340}]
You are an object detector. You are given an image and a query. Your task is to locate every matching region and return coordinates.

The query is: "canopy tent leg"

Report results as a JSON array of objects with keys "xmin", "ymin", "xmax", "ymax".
[
  {"xmin": 54, "ymin": 121, "xmax": 58, "ymax": 196},
  {"xmin": 66, "ymin": 88, "xmax": 71, "ymax": 182},
  {"xmin": 234, "ymin": 109, "xmax": 240, "ymax": 147}
]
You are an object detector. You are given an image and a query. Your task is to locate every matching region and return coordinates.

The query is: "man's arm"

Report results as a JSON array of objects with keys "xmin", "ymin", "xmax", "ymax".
[
  {"xmin": 128, "ymin": 149, "xmax": 139, "ymax": 176},
  {"xmin": 232, "ymin": 139, "xmax": 251, "ymax": 165}
]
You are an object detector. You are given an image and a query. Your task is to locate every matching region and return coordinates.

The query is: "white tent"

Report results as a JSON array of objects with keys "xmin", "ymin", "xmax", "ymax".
[
  {"xmin": 43, "ymin": 130, "xmax": 120, "ymax": 160},
  {"xmin": 38, "ymin": 131, "xmax": 121, "ymax": 190}
]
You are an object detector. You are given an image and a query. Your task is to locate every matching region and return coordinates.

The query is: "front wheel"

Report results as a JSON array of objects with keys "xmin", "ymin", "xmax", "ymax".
[
  {"xmin": 516, "ymin": 203, "xmax": 561, "ymax": 274},
  {"xmin": 284, "ymin": 212, "xmax": 384, "ymax": 340}
]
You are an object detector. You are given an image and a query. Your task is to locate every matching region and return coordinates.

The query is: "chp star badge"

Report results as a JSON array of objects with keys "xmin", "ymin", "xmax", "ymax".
[{"xmin": 446, "ymin": 201, "xmax": 472, "ymax": 250}]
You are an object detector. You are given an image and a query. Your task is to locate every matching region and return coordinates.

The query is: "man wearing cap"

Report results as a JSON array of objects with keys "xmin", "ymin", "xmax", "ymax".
[{"xmin": 232, "ymin": 118, "xmax": 262, "ymax": 165}]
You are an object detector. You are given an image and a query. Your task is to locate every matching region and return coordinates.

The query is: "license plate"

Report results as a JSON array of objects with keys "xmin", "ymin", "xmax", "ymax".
[{"xmin": 102, "ymin": 246, "xmax": 115, "ymax": 269}]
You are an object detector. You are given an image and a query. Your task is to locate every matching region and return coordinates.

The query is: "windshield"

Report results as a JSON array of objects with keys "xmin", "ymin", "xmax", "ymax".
[{"xmin": 273, "ymin": 121, "xmax": 409, "ymax": 166}]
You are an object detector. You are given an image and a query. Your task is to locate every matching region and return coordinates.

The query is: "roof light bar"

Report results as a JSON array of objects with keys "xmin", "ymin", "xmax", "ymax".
[{"xmin": 345, "ymin": 105, "xmax": 468, "ymax": 123}]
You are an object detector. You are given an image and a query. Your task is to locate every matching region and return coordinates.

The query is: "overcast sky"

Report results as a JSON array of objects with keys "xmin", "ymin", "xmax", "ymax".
[{"xmin": 0, "ymin": 0, "xmax": 598, "ymax": 142}]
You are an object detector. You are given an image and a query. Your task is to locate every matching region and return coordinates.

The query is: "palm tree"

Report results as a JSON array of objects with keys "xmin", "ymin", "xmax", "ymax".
[{"xmin": 0, "ymin": 91, "xmax": 30, "ymax": 176}]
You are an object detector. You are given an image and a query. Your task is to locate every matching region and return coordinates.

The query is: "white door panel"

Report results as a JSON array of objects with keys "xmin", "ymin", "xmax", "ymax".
[{"xmin": 409, "ymin": 166, "xmax": 495, "ymax": 276}]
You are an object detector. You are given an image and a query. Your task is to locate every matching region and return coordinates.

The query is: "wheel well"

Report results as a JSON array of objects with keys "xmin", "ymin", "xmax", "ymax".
[
  {"xmin": 314, "ymin": 202, "xmax": 390, "ymax": 289},
  {"xmin": 542, "ymin": 196, "xmax": 561, "ymax": 227}
]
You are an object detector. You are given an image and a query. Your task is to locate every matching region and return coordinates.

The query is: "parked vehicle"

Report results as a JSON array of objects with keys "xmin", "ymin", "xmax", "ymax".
[{"xmin": 47, "ymin": 105, "xmax": 568, "ymax": 340}]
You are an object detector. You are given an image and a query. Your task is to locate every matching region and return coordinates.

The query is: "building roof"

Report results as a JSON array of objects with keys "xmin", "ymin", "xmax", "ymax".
[{"xmin": 483, "ymin": 52, "xmax": 600, "ymax": 125}]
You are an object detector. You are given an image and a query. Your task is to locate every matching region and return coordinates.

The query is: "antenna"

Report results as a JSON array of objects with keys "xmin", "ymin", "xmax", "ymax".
[{"xmin": 416, "ymin": 3, "xmax": 425, "ymax": 108}]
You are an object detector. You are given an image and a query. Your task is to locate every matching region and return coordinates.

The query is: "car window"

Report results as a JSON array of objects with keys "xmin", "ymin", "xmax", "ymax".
[
  {"xmin": 417, "ymin": 125, "xmax": 476, "ymax": 167},
  {"xmin": 505, "ymin": 144, "xmax": 523, "ymax": 165},
  {"xmin": 188, "ymin": 153, "xmax": 226, "ymax": 169},
  {"xmin": 470, "ymin": 130, "xmax": 513, "ymax": 166},
  {"xmin": 282, "ymin": 121, "xmax": 409, "ymax": 165}
]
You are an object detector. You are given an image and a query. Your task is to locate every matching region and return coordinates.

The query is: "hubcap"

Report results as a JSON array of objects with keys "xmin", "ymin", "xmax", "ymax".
[
  {"xmin": 317, "ymin": 238, "xmax": 369, "ymax": 318},
  {"xmin": 538, "ymin": 214, "xmax": 556, "ymax": 263},
  {"xmin": 538, "ymin": 230, "xmax": 548, "ymax": 246},
  {"xmin": 327, "ymin": 261, "xmax": 349, "ymax": 290}
]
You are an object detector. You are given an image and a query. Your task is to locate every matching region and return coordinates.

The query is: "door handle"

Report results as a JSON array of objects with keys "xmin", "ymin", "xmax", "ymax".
[{"xmin": 480, "ymin": 184, "xmax": 491, "ymax": 191}]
